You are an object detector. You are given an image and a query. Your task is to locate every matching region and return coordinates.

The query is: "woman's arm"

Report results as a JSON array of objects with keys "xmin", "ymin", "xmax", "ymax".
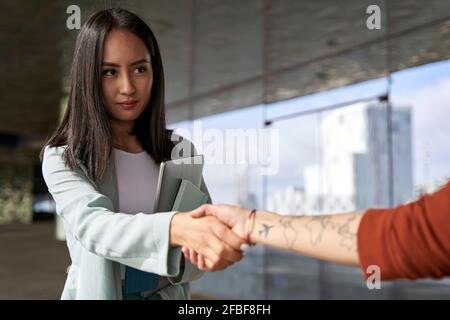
[
  {"xmin": 188, "ymin": 181, "xmax": 450, "ymax": 280},
  {"xmin": 248, "ymin": 210, "xmax": 364, "ymax": 266},
  {"xmin": 42, "ymin": 146, "xmax": 243, "ymax": 276},
  {"xmin": 187, "ymin": 205, "xmax": 363, "ymax": 266}
]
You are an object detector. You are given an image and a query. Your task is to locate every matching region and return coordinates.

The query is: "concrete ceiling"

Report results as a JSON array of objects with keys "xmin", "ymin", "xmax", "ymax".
[
  {"xmin": 0, "ymin": 1, "xmax": 64, "ymax": 144},
  {"xmin": 0, "ymin": 0, "xmax": 449, "ymax": 158}
]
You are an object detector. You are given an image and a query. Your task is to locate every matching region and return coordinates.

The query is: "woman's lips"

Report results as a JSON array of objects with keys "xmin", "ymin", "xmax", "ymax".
[{"xmin": 118, "ymin": 100, "xmax": 138, "ymax": 110}]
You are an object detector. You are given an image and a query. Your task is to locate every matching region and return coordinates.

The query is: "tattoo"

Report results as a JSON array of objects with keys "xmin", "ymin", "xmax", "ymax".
[
  {"xmin": 304, "ymin": 215, "xmax": 358, "ymax": 252},
  {"xmin": 305, "ymin": 216, "xmax": 337, "ymax": 245},
  {"xmin": 259, "ymin": 224, "xmax": 274, "ymax": 238},
  {"xmin": 279, "ymin": 217, "xmax": 298, "ymax": 249},
  {"xmin": 336, "ymin": 215, "xmax": 358, "ymax": 252}
]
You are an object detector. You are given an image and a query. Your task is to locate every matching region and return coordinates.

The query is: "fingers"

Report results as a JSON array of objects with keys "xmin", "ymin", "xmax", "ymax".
[
  {"xmin": 189, "ymin": 204, "xmax": 248, "ymax": 238},
  {"xmin": 215, "ymin": 225, "xmax": 245, "ymax": 251},
  {"xmin": 189, "ymin": 237, "xmax": 233, "ymax": 272},
  {"xmin": 206, "ymin": 235, "xmax": 244, "ymax": 265},
  {"xmin": 183, "ymin": 246, "xmax": 202, "ymax": 268},
  {"xmin": 202, "ymin": 219, "xmax": 245, "ymax": 269},
  {"xmin": 185, "ymin": 248, "xmax": 207, "ymax": 271},
  {"xmin": 182, "ymin": 246, "xmax": 189, "ymax": 260},
  {"xmin": 192, "ymin": 247, "xmax": 242, "ymax": 272},
  {"xmin": 185, "ymin": 244, "xmax": 243, "ymax": 272},
  {"xmin": 189, "ymin": 204, "xmax": 213, "ymax": 218},
  {"xmin": 190, "ymin": 247, "xmax": 199, "ymax": 265},
  {"xmin": 182, "ymin": 235, "xmax": 225, "ymax": 271},
  {"xmin": 197, "ymin": 253, "xmax": 206, "ymax": 271},
  {"xmin": 199, "ymin": 244, "xmax": 226, "ymax": 271},
  {"xmin": 220, "ymin": 240, "xmax": 244, "ymax": 263}
]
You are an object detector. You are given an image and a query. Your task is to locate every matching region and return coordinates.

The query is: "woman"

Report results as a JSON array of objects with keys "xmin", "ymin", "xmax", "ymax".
[{"xmin": 41, "ymin": 8, "xmax": 243, "ymax": 300}]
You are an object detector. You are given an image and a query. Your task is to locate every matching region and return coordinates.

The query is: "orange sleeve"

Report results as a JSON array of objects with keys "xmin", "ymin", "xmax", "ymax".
[{"xmin": 357, "ymin": 182, "xmax": 450, "ymax": 280}]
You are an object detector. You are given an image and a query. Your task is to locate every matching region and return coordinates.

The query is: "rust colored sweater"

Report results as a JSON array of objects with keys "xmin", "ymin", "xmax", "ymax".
[{"xmin": 357, "ymin": 181, "xmax": 450, "ymax": 280}]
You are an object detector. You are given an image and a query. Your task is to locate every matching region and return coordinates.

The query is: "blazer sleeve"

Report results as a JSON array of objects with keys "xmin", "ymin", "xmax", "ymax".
[{"xmin": 42, "ymin": 145, "xmax": 182, "ymax": 278}]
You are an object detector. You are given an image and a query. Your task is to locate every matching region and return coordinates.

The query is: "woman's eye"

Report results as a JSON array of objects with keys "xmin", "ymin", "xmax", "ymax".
[
  {"xmin": 135, "ymin": 67, "xmax": 147, "ymax": 74},
  {"xmin": 102, "ymin": 69, "xmax": 116, "ymax": 76}
]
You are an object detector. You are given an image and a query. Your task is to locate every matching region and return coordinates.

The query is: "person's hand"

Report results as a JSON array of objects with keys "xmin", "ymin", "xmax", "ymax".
[
  {"xmin": 170, "ymin": 211, "xmax": 244, "ymax": 272},
  {"xmin": 192, "ymin": 204, "xmax": 251, "ymax": 238},
  {"xmin": 181, "ymin": 204, "xmax": 252, "ymax": 269}
]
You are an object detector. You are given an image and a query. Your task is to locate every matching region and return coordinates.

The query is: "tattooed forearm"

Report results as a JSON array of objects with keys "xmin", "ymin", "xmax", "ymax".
[
  {"xmin": 279, "ymin": 217, "xmax": 298, "ymax": 249},
  {"xmin": 252, "ymin": 210, "xmax": 363, "ymax": 265}
]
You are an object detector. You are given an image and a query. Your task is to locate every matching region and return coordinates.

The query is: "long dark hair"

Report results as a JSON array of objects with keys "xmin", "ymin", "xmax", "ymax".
[{"xmin": 40, "ymin": 8, "xmax": 173, "ymax": 182}]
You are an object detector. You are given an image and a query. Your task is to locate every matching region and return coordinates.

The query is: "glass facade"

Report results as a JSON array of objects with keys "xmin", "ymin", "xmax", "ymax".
[{"xmin": 168, "ymin": 59, "xmax": 450, "ymax": 299}]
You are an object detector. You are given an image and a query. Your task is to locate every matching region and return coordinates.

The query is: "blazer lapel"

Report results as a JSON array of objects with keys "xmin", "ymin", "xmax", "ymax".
[{"xmin": 97, "ymin": 152, "xmax": 120, "ymax": 212}]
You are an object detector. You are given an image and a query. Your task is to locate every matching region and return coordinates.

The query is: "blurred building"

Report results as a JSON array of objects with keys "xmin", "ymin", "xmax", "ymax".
[
  {"xmin": 1, "ymin": 0, "xmax": 449, "ymax": 300},
  {"xmin": 268, "ymin": 102, "xmax": 413, "ymax": 214}
]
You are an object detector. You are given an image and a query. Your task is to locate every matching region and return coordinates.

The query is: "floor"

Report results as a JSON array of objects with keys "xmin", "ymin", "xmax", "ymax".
[
  {"xmin": 0, "ymin": 220, "xmax": 218, "ymax": 299},
  {"xmin": 0, "ymin": 221, "xmax": 69, "ymax": 299}
]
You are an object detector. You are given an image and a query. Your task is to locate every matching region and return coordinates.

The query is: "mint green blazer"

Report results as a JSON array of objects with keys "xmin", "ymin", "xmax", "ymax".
[{"xmin": 42, "ymin": 137, "xmax": 209, "ymax": 299}]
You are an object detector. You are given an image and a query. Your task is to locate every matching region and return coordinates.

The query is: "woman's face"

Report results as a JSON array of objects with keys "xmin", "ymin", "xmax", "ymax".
[{"xmin": 101, "ymin": 29, "xmax": 153, "ymax": 124}]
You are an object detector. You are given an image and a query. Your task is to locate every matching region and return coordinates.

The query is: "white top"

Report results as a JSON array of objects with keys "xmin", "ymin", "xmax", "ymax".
[
  {"xmin": 113, "ymin": 148, "xmax": 160, "ymax": 280},
  {"xmin": 113, "ymin": 148, "xmax": 159, "ymax": 215}
]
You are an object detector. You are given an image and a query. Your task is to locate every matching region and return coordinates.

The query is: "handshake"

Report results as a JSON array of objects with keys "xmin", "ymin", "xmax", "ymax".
[{"xmin": 170, "ymin": 204, "xmax": 256, "ymax": 272}]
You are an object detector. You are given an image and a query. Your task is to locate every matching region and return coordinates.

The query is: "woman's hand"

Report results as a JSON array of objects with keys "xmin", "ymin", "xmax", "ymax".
[
  {"xmin": 181, "ymin": 204, "xmax": 252, "ymax": 270},
  {"xmin": 190, "ymin": 204, "xmax": 250, "ymax": 239},
  {"xmin": 170, "ymin": 211, "xmax": 245, "ymax": 271}
]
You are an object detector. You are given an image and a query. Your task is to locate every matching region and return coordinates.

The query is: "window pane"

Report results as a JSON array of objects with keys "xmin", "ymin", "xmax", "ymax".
[
  {"xmin": 391, "ymin": 60, "xmax": 450, "ymax": 196},
  {"xmin": 266, "ymin": 98, "xmax": 393, "ymax": 299},
  {"xmin": 170, "ymin": 106, "xmax": 265, "ymax": 299}
]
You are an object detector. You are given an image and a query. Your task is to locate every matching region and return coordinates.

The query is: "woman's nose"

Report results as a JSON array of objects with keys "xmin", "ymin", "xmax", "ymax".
[{"xmin": 119, "ymin": 73, "xmax": 136, "ymax": 95}]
